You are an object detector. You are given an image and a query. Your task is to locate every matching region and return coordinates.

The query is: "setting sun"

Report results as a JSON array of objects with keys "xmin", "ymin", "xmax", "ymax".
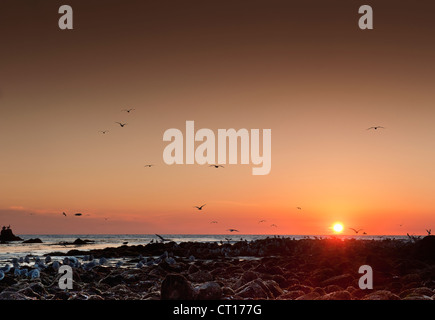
[{"xmin": 333, "ymin": 223, "xmax": 344, "ymax": 233}]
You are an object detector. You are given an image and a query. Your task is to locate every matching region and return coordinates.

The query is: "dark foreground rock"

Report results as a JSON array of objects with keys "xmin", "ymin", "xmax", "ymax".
[{"xmin": 0, "ymin": 227, "xmax": 22, "ymax": 242}]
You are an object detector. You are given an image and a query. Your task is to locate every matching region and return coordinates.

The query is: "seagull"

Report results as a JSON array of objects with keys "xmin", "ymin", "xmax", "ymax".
[
  {"xmin": 367, "ymin": 126, "xmax": 385, "ymax": 130},
  {"xmin": 144, "ymin": 164, "xmax": 154, "ymax": 167},
  {"xmin": 210, "ymin": 221, "xmax": 218, "ymax": 224},
  {"xmin": 194, "ymin": 204, "xmax": 206, "ymax": 210},
  {"xmin": 74, "ymin": 213, "xmax": 82, "ymax": 217},
  {"xmin": 349, "ymin": 228, "xmax": 363, "ymax": 234},
  {"xmin": 155, "ymin": 234, "xmax": 171, "ymax": 242},
  {"xmin": 122, "ymin": 108, "xmax": 135, "ymax": 113},
  {"xmin": 99, "ymin": 130, "xmax": 109, "ymax": 134},
  {"xmin": 62, "ymin": 212, "xmax": 67, "ymax": 217},
  {"xmin": 209, "ymin": 165, "xmax": 224, "ymax": 168},
  {"xmin": 227, "ymin": 229, "xmax": 239, "ymax": 232},
  {"xmin": 426, "ymin": 229, "xmax": 432, "ymax": 235},
  {"xmin": 297, "ymin": 207, "xmax": 302, "ymax": 210},
  {"xmin": 258, "ymin": 220, "xmax": 266, "ymax": 223},
  {"xmin": 271, "ymin": 224, "xmax": 278, "ymax": 227},
  {"xmin": 115, "ymin": 122, "xmax": 127, "ymax": 127}
]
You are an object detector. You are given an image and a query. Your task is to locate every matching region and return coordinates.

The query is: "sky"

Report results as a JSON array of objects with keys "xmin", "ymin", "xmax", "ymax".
[{"xmin": 0, "ymin": 0, "xmax": 434, "ymax": 235}]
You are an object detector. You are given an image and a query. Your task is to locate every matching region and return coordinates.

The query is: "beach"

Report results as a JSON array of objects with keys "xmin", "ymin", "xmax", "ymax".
[{"xmin": 1, "ymin": 235, "xmax": 434, "ymax": 300}]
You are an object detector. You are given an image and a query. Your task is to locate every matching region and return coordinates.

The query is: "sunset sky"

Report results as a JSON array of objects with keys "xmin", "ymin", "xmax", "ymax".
[{"xmin": 1, "ymin": 0, "xmax": 434, "ymax": 235}]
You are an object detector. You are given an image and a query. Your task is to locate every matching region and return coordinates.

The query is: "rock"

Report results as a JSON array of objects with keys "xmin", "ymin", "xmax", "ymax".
[
  {"xmin": 320, "ymin": 274, "xmax": 354, "ymax": 288},
  {"xmin": 235, "ymin": 279, "xmax": 273, "ymax": 299},
  {"xmin": 295, "ymin": 292, "xmax": 321, "ymax": 300},
  {"xmin": 22, "ymin": 238, "xmax": 43, "ymax": 244},
  {"xmin": 263, "ymin": 280, "xmax": 284, "ymax": 298},
  {"xmin": 73, "ymin": 238, "xmax": 94, "ymax": 245},
  {"xmin": 0, "ymin": 290, "xmax": 33, "ymax": 300},
  {"xmin": 99, "ymin": 274, "xmax": 125, "ymax": 286},
  {"xmin": 324, "ymin": 284, "xmax": 344, "ymax": 293},
  {"xmin": 287, "ymin": 284, "xmax": 313, "ymax": 294},
  {"xmin": 363, "ymin": 290, "xmax": 400, "ymax": 300},
  {"xmin": 187, "ymin": 270, "xmax": 213, "ymax": 282},
  {"xmin": 195, "ymin": 282, "xmax": 222, "ymax": 300},
  {"xmin": 0, "ymin": 227, "xmax": 22, "ymax": 242},
  {"xmin": 413, "ymin": 235, "xmax": 435, "ymax": 261},
  {"xmin": 278, "ymin": 290, "xmax": 305, "ymax": 300},
  {"xmin": 187, "ymin": 264, "xmax": 200, "ymax": 274},
  {"xmin": 317, "ymin": 290, "xmax": 352, "ymax": 300},
  {"xmin": 161, "ymin": 274, "xmax": 195, "ymax": 300}
]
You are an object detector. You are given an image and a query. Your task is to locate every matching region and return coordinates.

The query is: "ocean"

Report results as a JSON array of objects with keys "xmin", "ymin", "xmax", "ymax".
[{"xmin": 0, "ymin": 234, "xmax": 410, "ymax": 266}]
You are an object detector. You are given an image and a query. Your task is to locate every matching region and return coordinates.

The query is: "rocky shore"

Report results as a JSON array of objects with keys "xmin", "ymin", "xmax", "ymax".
[{"xmin": 1, "ymin": 236, "xmax": 435, "ymax": 300}]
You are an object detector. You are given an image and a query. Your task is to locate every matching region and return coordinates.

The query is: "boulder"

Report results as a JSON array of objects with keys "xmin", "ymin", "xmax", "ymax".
[
  {"xmin": 195, "ymin": 282, "xmax": 222, "ymax": 300},
  {"xmin": 0, "ymin": 227, "xmax": 22, "ymax": 242},
  {"xmin": 161, "ymin": 274, "xmax": 195, "ymax": 300}
]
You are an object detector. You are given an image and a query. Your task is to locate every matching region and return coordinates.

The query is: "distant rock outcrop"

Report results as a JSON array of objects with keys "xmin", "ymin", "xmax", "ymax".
[{"xmin": 0, "ymin": 226, "xmax": 23, "ymax": 243}]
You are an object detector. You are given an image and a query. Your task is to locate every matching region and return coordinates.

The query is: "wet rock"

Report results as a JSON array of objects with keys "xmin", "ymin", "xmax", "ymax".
[
  {"xmin": 0, "ymin": 290, "xmax": 32, "ymax": 300},
  {"xmin": 22, "ymin": 238, "xmax": 43, "ymax": 244},
  {"xmin": 161, "ymin": 274, "xmax": 195, "ymax": 300},
  {"xmin": 286, "ymin": 284, "xmax": 312, "ymax": 294},
  {"xmin": 235, "ymin": 279, "xmax": 273, "ymax": 299},
  {"xmin": 195, "ymin": 282, "xmax": 222, "ymax": 300},
  {"xmin": 320, "ymin": 274, "xmax": 354, "ymax": 288},
  {"xmin": 188, "ymin": 270, "xmax": 213, "ymax": 282},
  {"xmin": 413, "ymin": 236, "xmax": 435, "ymax": 261},
  {"xmin": 278, "ymin": 290, "xmax": 305, "ymax": 300},
  {"xmin": 263, "ymin": 280, "xmax": 284, "ymax": 298}
]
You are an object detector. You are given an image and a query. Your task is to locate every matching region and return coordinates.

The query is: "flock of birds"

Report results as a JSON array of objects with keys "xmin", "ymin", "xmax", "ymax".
[{"xmin": 59, "ymin": 112, "xmax": 390, "ymax": 234}]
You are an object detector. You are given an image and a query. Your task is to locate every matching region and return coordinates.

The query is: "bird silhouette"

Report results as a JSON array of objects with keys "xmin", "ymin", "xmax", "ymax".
[
  {"xmin": 74, "ymin": 213, "xmax": 82, "ymax": 217},
  {"xmin": 210, "ymin": 221, "xmax": 218, "ymax": 224},
  {"xmin": 426, "ymin": 229, "xmax": 432, "ymax": 235},
  {"xmin": 349, "ymin": 228, "xmax": 363, "ymax": 234},
  {"xmin": 296, "ymin": 207, "xmax": 302, "ymax": 210},
  {"xmin": 99, "ymin": 130, "xmax": 109, "ymax": 134},
  {"xmin": 227, "ymin": 229, "xmax": 239, "ymax": 232},
  {"xmin": 367, "ymin": 126, "xmax": 385, "ymax": 130},
  {"xmin": 144, "ymin": 164, "xmax": 154, "ymax": 167},
  {"xmin": 115, "ymin": 122, "xmax": 127, "ymax": 127},
  {"xmin": 209, "ymin": 165, "xmax": 224, "ymax": 168},
  {"xmin": 62, "ymin": 212, "xmax": 67, "ymax": 217},
  {"xmin": 258, "ymin": 220, "xmax": 266, "ymax": 223},
  {"xmin": 271, "ymin": 224, "xmax": 278, "ymax": 227},
  {"xmin": 194, "ymin": 204, "xmax": 206, "ymax": 210},
  {"xmin": 122, "ymin": 108, "xmax": 135, "ymax": 113},
  {"xmin": 362, "ymin": 232, "xmax": 367, "ymax": 235}
]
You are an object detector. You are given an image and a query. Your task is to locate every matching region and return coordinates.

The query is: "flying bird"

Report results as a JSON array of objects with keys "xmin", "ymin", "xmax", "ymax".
[
  {"xmin": 122, "ymin": 108, "xmax": 135, "ymax": 113},
  {"xmin": 74, "ymin": 213, "xmax": 82, "ymax": 217},
  {"xmin": 194, "ymin": 204, "xmax": 206, "ymax": 210},
  {"xmin": 296, "ymin": 207, "xmax": 302, "ymax": 210},
  {"xmin": 367, "ymin": 126, "xmax": 385, "ymax": 130},
  {"xmin": 209, "ymin": 165, "xmax": 224, "ymax": 168},
  {"xmin": 258, "ymin": 220, "xmax": 266, "ymax": 223},
  {"xmin": 62, "ymin": 212, "xmax": 67, "ymax": 217},
  {"xmin": 271, "ymin": 224, "xmax": 278, "ymax": 227},
  {"xmin": 99, "ymin": 130, "xmax": 109, "ymax": 134},
  {"xmin": 115, "ymin": 122, "xmax": 127, "ymax": 127},
  {"xmin": 349, "ymin": 228, "xmax": 363, "ymax": 234},
  {"xmin": 144, "ymin": 164, "xmax": 154, "ymax": 167},
  {"xmin": 227, "ymin": 229, "xmax": 239, "ymax": 232},
  {"xmin": 426, "ymin": 229, "xmax": 432, "ymax": 235},
  {"xmin": 210, "ymin": 221, "xmax": 218, "ymax": 224}
]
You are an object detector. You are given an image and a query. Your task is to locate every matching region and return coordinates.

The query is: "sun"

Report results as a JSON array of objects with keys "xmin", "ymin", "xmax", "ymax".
[{"xmin": 333, "ymin": 223, "xmax": 344, "ymax": 233}]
